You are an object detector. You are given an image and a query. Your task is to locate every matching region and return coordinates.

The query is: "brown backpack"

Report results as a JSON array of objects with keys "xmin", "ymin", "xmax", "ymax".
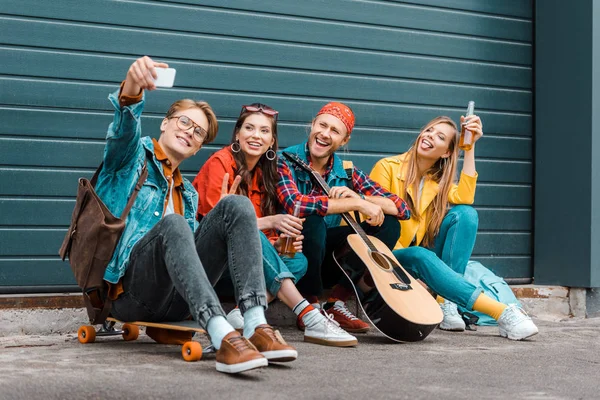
[{"xmin": 59, "ymin": 162, "xmax": 147, "ymax": 324}]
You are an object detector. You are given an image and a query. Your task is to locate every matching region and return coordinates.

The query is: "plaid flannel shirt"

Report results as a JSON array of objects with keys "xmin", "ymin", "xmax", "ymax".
[{"xmin": 276, "ymin": 143, "xmax": 410, "ymax": 223}]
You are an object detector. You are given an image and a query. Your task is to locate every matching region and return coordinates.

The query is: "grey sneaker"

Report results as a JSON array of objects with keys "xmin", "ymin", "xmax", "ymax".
[
  {"xmin": 439, "ymin": 300, "xmax": 466, "ymax": 331},
  {"xmin": 498, "ymin": 304, "xmax": 539, "ymax": 340},
  {"xmin": 226, "ymin": 308, "xmax": 244, "ymax": 333}
]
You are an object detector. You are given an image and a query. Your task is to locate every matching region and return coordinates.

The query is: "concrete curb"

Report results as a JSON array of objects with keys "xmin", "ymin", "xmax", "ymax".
[
  {"xmin": 0, "ymin": 300, "xmax": 299, "ymax": 337},
  {"xmin": 0, "ymin": 285, "xmax": 581, "ymax": 336},
  {"xmin": 514, "ymin": 285, "xmax": 572, "ymax": 321}
]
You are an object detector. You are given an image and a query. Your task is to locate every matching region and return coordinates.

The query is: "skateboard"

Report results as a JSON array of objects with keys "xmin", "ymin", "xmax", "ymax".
[{"xmin": 77, "ymin": 317, "xmax": 214, "ymax": 361}]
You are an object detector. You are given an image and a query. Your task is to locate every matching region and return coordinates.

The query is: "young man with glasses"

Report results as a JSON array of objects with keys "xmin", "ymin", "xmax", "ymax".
[
  {"xmin": 96, "ymin": 56, "xmax": 294, "ymax": 373},
  {"xmin": 276, "ymin": 102, "xmax": 411, "ymax": 334}
]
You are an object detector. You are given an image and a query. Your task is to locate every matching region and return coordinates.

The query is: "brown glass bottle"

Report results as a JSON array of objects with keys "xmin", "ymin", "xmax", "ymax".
[
  {"xmin": 281, "ymin": 201, "xmax": 302, "ymax": 257},
  {"xmin": 459, "ymin": 101, "xmax": 475, "ymax": 151}
]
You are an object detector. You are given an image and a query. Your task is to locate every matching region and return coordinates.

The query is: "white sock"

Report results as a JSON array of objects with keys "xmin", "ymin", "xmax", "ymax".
[
  {"xmin": 243, "ymin": 305, "xmax": 267, "ymax": 339},
  {"xmin": 302, "ymin": 309, "xmax": 323, "ymax": 328},
  {"xmin": 206, "ymin": 315, "xmax": 235, "ymax": 350},
  {"xmin": 292, "ymin": 299, "xmax": 310, "ymax": 316},
  {"xmin": 293, "ymin": 299, "xmax": 322, "ymax": 328}
]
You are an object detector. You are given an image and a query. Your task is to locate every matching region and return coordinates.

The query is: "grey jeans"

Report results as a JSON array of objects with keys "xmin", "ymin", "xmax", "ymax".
[{"xmin": 111, "ymin": 195, "xmax": 267, "ymax": 328}]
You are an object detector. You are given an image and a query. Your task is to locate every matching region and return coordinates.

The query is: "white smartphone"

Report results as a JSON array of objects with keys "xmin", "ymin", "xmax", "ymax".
[{"xmin": 154, "ymin": 67, "xmax": 176, "ymax": 88}]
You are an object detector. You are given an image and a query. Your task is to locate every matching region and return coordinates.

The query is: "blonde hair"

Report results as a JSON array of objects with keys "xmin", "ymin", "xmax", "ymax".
[
  {"xmin": 402, "ymin": 116, "xmax": 459, "ymax": 247},
  {"xmin": 165, "ymin": 99, "xmax": 219, "ymax": 143}
]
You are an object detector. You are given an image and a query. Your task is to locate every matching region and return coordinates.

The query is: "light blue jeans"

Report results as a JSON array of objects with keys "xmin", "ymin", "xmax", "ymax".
[
  {"xmin": 260, "ymin": 231, "xmax": 308, "ymax": 296},
  {"xmin": 392, "ymin": 205, "xmax": 482, "ymax": 310}
]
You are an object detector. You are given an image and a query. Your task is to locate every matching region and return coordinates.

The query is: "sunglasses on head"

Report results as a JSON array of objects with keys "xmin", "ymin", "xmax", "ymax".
[{"xmin": 240, "ymin": 104, "xmax": 279, "ymax": 121}]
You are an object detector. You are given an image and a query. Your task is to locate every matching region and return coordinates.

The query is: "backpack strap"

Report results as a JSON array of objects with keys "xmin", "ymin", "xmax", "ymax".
[
  {"xmin": 88, "ymin": 160, "xmax": 148, "ymax": 220},
  {"xmin": 342, "ymin": 160, "xmax": 362, "ymax": 223},
  {"xmin": 119, "ymin": 161, "xmax": 148, "ymax": 220},
  {"xmin": 342, "ymin": 160, "xmax": 354, "ymax": 184}
]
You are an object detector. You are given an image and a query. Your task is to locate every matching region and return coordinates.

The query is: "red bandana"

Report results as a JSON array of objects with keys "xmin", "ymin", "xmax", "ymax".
[{"xmin": 316, "ymin": 102, "xmax": 355, "ymax": 135}]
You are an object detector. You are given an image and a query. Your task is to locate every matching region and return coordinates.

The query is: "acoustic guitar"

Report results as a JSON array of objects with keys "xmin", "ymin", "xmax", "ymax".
[{"xmin": 282, "ymin": 152, "xmax": 442, "ymax": 342}]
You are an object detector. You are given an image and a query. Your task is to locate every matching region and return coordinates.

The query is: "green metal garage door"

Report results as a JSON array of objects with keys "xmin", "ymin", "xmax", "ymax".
[{"xmin": 0, "ymin": 0, "xmax": 533, "ymax": 292}]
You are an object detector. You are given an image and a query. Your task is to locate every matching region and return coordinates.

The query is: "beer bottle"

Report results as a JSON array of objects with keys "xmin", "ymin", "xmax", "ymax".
[
  {"xmin": 281, "ymin": 201, "xmax": 302, "ymax": 257},
  {"xmin": 459, "ymin": 101, "xmax": 475, "ymax": 151}
]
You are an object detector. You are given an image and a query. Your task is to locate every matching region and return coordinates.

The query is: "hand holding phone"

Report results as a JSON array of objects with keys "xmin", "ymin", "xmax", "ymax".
[{"xmin": 154, "ymin": 67, "xmax": 177, "ymax": 88}]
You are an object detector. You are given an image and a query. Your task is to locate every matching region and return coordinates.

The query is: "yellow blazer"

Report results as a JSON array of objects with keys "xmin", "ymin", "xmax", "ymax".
[{"xmin": 370, "ymin": 153, "xmax": 478, "ymax": 249}]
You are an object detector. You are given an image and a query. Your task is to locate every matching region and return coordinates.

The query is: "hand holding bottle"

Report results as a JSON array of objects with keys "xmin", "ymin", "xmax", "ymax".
[
  {"xmin": 459, "ymin": 112, "xmax": 484, "ymax": 151},
  {"xmin": 281, "ymin": 201, "xmax": 302, "ymax": 257}
]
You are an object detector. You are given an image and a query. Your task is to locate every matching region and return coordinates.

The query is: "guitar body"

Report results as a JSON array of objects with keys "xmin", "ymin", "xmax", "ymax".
[
  {"xmin": 333, "ymin": 234, "xmax": 443, "ymax": 342},
  {"xmin": 281, "ymin": 151, "xmax": 442, "ymax": 342}
]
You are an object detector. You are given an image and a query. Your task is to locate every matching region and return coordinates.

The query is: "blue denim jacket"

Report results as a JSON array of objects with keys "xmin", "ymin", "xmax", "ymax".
[
  {"xmin": 97, "ymin": 90, "xmax": 198, "ymax": 284},
  {"xmin": 280, "ymin": 142, "xmax": 350, "ymax": 228}
]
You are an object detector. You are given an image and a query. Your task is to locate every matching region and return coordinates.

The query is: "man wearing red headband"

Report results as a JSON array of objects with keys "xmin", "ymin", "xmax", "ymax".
[{"xmin": 276, "ymin": 102, "xmax": 411, "ymax": 335}]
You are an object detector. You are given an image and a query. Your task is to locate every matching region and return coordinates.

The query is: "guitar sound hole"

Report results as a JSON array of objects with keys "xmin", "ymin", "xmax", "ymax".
[{"xmin": 369, "ymin": 251, "xmax": 392, "ymax": 271}]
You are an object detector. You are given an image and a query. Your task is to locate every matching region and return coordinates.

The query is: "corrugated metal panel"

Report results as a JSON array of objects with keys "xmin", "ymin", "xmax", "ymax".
[{"xmin": 0, "ymin": 0, "xmax": 533, "ymax": 291}]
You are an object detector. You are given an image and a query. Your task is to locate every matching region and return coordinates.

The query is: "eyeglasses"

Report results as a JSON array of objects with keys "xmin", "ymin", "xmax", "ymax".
[
  {"xmin": 167, "ymin": 115, "xmax": 208, "ymax": 143},
  {"xmin": 240, "ymin": 104, "xmax": 279, "ymax": 121}
]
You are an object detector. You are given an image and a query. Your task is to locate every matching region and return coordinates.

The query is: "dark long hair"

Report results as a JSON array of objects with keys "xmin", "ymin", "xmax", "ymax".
[{"xmin": 230, "ymin": 103, "xmax": 279, "ymax": 216}]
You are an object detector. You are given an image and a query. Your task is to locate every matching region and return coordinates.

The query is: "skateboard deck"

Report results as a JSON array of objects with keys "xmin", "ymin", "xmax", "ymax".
[
  {"xmin": 105, "ymin": 317, "xmax": 207, "ymax": 334},
  {"xmin": 77, "ymin": 317, "xmax": 212, "ymax": 361}
]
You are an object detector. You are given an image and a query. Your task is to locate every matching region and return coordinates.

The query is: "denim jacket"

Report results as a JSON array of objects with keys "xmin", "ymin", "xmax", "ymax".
[
  {"xmin": 280, "ymin": 142, "xmax": 350, "ymax": 228},
  {"xmin": 97, "ymin": 90, "xmax": 198, "ymax": 283}
]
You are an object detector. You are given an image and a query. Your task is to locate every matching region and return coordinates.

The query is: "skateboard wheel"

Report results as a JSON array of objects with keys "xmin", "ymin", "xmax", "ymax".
[
  {"xmin": 122, "ymin": 324, "xmax": 139, "ymax": 341},
  {"xmin": 182, "ymin": 341, "xmax": 202, "ymax": 362},
  {"xmin": 78, "ymin": 325, "xmax": 96, "ymax": 344}
]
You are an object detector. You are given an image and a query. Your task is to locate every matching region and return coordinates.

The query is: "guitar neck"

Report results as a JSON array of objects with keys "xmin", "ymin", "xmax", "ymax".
[{"xmin": 288, "ymin": 153, "xmax": 378, "ymax": 253}]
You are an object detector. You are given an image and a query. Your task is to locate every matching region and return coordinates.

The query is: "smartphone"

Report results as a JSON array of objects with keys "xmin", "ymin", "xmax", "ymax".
[{"xmin": 154, "ymin": 67, "xmax": 176, "ymax": 88}]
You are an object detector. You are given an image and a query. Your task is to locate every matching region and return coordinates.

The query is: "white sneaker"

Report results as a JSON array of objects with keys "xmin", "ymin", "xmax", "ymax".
[
  {"xmin": 498, "ymin": 304, "xmax": 539, "ymax": 340},
  {"xmin": 304, "ymin": 311, "xmax": 358, "ymax": 347},
  {"xmin": 226, "ymin": 308, "xmax": 244, "ymax": 333},
  {"xmin": 439, "ymin": 300, "xmax": 466, "ymax": 331}
]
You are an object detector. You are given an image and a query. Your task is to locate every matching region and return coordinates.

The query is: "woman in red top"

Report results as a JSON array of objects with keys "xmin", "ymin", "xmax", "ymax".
[{"xmin": 194, "ymin": 104, "xmax": 357, "ymax": 347}]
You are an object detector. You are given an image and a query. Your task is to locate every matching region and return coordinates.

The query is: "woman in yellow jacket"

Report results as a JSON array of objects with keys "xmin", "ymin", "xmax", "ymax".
[{"xmin": 370, "ymin": 115, "xmax": 538, "ymax": 340}]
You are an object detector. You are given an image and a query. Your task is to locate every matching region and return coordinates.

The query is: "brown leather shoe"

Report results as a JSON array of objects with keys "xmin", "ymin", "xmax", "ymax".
[
  {"xmin": 215, "ymin": 331, "xmax": 267, "ymax": 374},
  {"xmin": 249, "ymin": 324, "xmax": 298, "ymax": 362}
]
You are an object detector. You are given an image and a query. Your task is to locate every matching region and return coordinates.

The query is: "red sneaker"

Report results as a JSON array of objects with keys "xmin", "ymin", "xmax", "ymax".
[{"xmin": 324, "ymin": 300, "xmax": 370, "ymax": 333}]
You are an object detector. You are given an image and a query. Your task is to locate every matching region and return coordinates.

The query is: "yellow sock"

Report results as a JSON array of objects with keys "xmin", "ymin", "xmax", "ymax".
[
  {"xmin": 436, "ymin": 295, "xmax": 445, "ymax": 304},
  {"xmin": 472, "ymin": 293, "xmax": 507, "ymax": 320}
]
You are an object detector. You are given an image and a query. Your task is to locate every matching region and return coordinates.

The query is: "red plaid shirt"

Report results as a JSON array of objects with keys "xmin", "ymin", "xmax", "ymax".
[{"xmin": 276, "ymin": 154, "xmax": 410, "ymax": 220}]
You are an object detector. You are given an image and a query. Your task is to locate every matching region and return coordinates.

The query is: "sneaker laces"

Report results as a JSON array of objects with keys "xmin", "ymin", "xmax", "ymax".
[
  {"xmin": 259, "ymin": 325, "xmax": 286, "ymax": 345},
  {"xmin": 500, "ymin": 304, "xmax": 531, "ymax": 325},
  {"xmin": 322, "ymin": 311, "xmax": 349, "ymax": 335},
  {"xmin": 227, "ymin": 335, "xmax": 254, "ymax": 352},
  {"xmin": 440, "ymin": 301, "xmax": 460, "ymax": 316},
  {"xmin": 332, "ymin": 302, "xmax": 360, "ymax": 321}
]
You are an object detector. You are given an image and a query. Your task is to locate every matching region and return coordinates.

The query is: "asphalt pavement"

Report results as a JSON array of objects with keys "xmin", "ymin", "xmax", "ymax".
[{"xmin": 1, "ymin": 317, "xmax": 598, "ymax": 400}]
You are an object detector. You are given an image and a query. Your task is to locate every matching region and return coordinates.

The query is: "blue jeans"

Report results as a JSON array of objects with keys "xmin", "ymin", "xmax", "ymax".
[
  {"xmin": 392, "ymin": 205, "xmax": 481, "ymax": 309},
  {"xmin": 260, "ymin": 231, "xmax": 308, "ymax": 296}
]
